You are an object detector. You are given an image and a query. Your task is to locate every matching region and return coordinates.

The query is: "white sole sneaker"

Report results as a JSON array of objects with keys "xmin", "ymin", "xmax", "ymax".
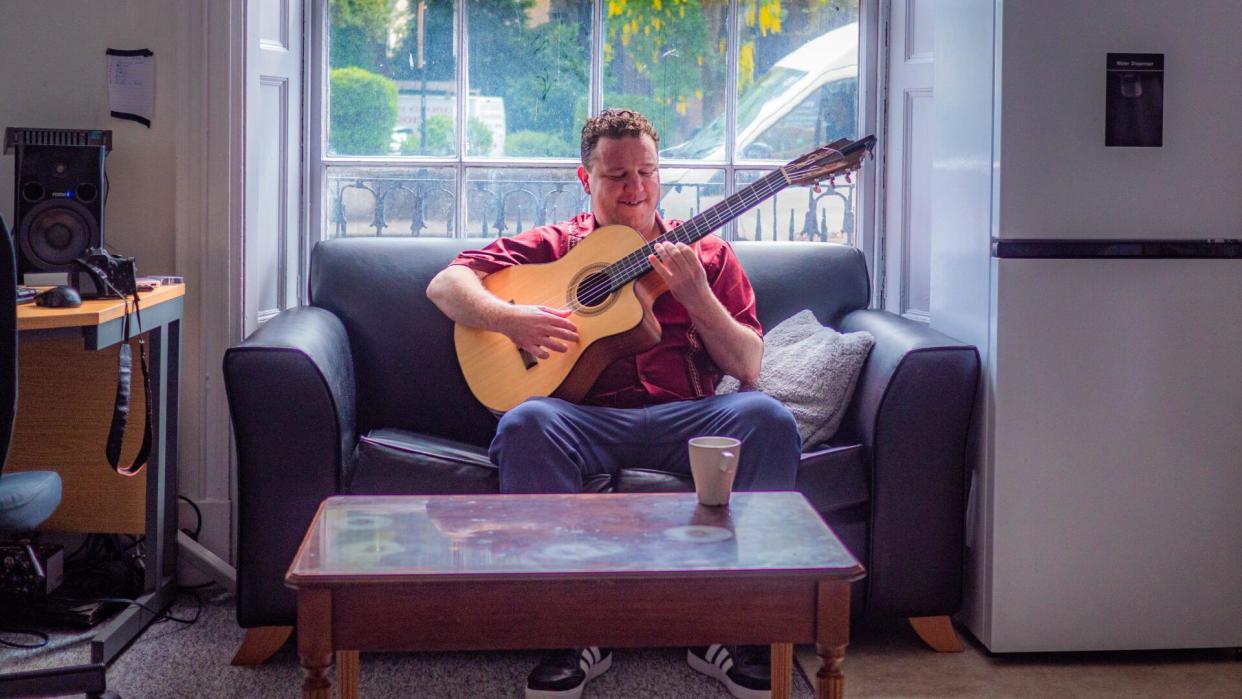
[
  {"xmin": 687, "ymin": 647, "xmax": 771, "ymax": 699},
  {"xmin": 525, "ymin": 650, "xmax": 613, "ymax": 699}
]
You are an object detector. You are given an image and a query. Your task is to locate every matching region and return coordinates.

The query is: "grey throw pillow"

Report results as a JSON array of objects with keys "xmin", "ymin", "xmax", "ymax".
[{"xmin": 717, "ymin": 310, "xmax": 874, "ymax": 449}]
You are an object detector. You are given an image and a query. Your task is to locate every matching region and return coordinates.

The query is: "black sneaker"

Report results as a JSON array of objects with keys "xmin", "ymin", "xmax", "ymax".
[
  {"xmin": 525, "ymin": 647, "xmax": 613, "ymax": 699},
  {"xmin": 687, "ymin": 644, "xmax": 771, "ymax": 699}
]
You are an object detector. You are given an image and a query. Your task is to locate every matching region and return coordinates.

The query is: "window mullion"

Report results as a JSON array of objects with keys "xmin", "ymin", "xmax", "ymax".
[
  {"xmin": 455, "ymin": 0, "xmax": 468, "ymax": 237},
  {"xmin": 725, "ymin": 0, "xmax": 741, "ymax": 238},
  {"xmin": 591, "ymin": 0, "xmax": 603, "ymax": 117}
]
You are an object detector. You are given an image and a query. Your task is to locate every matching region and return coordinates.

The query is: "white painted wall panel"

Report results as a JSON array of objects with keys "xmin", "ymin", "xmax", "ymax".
[
  {"xmin": 250, "ymin": 78, "xmax": 286, "ymax": 316},
  {"xmin": 902, "ymin": 90, "xmax": 933, "ymax": 316},
  {"xmin": 907, "ymin": 0, "xmax": 935, "ymax": 61}
]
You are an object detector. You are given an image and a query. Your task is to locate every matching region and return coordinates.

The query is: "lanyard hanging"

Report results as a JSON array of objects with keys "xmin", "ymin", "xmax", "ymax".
[{"xmin": 106, "ymin": 287, "xmax": 151, "ymax": 477}]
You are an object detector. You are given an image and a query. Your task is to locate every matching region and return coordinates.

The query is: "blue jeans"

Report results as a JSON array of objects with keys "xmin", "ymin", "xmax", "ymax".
[{"xmin": 490, "ymin": 393, "xmax": 800, "ymax": 494}]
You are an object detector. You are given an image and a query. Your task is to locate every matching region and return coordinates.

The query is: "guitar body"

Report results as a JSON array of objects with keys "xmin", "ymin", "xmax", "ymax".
[{"xmin": 454, "ymin": 224, "xmax": 667, "ymax": 413}]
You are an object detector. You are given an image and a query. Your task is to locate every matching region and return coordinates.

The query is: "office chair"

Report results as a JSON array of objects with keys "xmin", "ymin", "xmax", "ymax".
[
  {"xmin": 0, "ymin": 213, "xmax": 116, "ymax": 698},
  {"xmin": 0, "ymin": 212, "xmax": 62, "ymax": 562}
]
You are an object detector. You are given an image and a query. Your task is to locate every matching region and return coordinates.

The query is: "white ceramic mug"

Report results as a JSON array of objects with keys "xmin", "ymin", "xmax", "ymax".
[{"xmin": 688, "ymin": 436, "xmax": 742, "ymax": 506}]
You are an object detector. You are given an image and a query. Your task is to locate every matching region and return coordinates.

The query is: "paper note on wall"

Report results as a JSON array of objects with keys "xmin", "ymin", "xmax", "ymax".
[{"xmin": 106, "ymin": 48, "xmax": 155, "ymax": 127}]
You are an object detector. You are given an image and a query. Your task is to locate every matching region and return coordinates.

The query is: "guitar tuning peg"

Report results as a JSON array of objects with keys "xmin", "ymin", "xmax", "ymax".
[
  {"xmin": 844, "ymin": 172, "xmax": 852, "ymax": 184},
  {"xmin": 812, "ymin": 182, "xmax": 822, "ymax": 194}
]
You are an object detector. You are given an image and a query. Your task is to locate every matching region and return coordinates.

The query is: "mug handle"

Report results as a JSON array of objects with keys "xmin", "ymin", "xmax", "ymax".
[{"xmin": 720, "ymin": 450, "xmax": 738, "ymax": 472}]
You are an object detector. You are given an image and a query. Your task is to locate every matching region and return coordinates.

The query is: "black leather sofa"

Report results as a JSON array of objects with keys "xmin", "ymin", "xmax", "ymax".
[{"xmin": 224, "ymin": 237, "xmax": 979, "ymax": 651}]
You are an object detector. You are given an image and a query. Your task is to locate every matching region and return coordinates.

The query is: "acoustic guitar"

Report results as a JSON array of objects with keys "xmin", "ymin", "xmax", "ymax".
[{"xmin": 455, "ymin": 135, "xmax": 877, "ymax": 412}]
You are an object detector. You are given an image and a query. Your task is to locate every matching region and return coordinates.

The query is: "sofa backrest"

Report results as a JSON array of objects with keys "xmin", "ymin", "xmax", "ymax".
[{"xmin": 310, "ymin": 236, "xmax": 870, "ymax": 446}]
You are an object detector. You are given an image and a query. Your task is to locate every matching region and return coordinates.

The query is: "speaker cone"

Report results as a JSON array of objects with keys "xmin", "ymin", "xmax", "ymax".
[{"xmin": 17, "ymin": 198, "xmax": 98, "ymax": 271}]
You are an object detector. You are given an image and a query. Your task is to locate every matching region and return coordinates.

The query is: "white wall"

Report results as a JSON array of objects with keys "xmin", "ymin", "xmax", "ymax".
[{"xmin": 0, "ymin": 0, "xmax": 181, "ymax": 273}]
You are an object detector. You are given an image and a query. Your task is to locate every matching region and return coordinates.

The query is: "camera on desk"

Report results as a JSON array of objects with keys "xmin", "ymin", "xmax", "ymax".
[{"xmin": 72, "ymin": 247, "xmax": 137, "ymax": 299}]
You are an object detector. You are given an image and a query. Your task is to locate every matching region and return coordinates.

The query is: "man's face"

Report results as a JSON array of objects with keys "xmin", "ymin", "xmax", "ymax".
[{"xmin": 578, "ymin": 134, "xmax": 661, "ymax": 237}]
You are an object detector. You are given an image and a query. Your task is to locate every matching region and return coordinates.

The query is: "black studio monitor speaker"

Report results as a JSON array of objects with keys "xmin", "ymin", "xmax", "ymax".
[{"xmin": 3, "ymin": 127, "xmax": 112, "ymax": 276}]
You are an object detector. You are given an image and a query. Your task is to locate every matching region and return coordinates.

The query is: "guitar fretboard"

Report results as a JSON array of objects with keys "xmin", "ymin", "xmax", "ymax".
[{"xmin": 602, "ymin": 168, "xmax": 788, "ymax": 289}]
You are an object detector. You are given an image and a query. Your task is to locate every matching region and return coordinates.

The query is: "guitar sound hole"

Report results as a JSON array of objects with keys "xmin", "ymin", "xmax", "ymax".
[{"xmin": 575, "ymin": 272, "xmax": 612, "ymax": 309}]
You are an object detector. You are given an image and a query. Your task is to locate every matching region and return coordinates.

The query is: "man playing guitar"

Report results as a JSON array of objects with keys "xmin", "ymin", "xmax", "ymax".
[{"xmin": 427, "ymin": 108, "xmax": 799, "ymax": 699}]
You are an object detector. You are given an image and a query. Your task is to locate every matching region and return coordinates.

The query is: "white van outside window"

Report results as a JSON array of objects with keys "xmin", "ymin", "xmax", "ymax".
[{"xmin": 659, "ymin": 22, "xmax": 860, "ymax": 243}]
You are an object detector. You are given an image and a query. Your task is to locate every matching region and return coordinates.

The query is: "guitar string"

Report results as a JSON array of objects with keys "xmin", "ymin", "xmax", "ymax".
[
  {"xmin": 514, "ymin": 175, "xmax": 781, "ymax": 314},
  {"xmin": 522, "ymin": 171, "xmax": 788, "ymax": 313},
  {"xmin": 517, "ymin": 157, "xmax": 846, "ymax": 315},
  {"xmin": 585, "ymin": 154, "xmax": 849, "ymax": 298},
  {"xmin": 503, "ymin": 154, "xmax": 852, "ymax": 315}
]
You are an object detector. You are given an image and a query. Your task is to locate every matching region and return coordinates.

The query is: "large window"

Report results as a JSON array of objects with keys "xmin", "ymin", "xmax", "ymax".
[{"xmin": 316, "ymin": 0, "xmax": 865, "ymax": 244}]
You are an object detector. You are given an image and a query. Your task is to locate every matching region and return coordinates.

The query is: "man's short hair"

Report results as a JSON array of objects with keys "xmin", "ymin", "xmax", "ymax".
[{"xmin": 580, "ymin": 109, "xmax": 660, "ymax": 169}]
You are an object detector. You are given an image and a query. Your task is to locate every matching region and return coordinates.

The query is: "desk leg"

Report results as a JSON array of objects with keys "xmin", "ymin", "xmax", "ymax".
[
  {"xmin": 771, "ymin": 643, "xmax": 792, "ymax": 699},
  {"xmin": 161, "ymin": 319, "xmax": 181, "ymax": 579},
  {"xmin": 815, "ymin": 581, "xmax": 850, "ymax": 699},
  {"xmin": 298, "ymin": 589, "xmax": 334, "ymax": 699},
  {"xmin": 90, "ymin": 321, "xmax": 180, "ymax": 666},
  {"xmin": 145, "ymin": 322, "xmax": 172, "ymax": 589}
]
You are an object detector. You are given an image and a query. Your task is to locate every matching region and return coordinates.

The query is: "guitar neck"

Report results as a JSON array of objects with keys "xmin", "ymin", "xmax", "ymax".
[{"xmin": 606, "ymin": 168, "xmax": 789, "ymax": 287}]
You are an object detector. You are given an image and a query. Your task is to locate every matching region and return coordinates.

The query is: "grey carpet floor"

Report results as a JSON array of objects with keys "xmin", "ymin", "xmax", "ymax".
[{"xmin": 3, "ymin": 589, "xmax": 1241, "ymax": 698}]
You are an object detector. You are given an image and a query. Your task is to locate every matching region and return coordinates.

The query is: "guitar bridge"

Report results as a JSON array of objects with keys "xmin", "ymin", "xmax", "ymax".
[
  {"xmin": 518, "ymin": 347, "xmax": 538, "ymax": 370},
  {"xmin": 507, "ymin": 298, "xmax": 539, "ymax": 370}
]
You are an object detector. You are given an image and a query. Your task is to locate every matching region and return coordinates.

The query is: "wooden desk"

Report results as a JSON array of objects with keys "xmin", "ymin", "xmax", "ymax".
[{"xmin": 7, "ymin": 284, "xmax": 184, "ymax": 666}]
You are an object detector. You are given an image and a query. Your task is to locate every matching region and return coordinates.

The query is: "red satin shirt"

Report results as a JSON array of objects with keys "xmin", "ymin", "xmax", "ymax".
[{"xmin": 449, "ymin": 212, "xmax": 762, "ymax": 408}]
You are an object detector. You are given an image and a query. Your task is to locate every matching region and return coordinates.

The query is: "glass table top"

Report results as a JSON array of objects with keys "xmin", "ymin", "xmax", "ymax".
[{"xmin": 287, "ymin": 492, "xmax": 861, "ymax": 583}]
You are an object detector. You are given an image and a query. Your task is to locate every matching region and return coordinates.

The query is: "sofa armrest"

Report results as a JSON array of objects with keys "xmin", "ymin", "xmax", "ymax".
[
  {"xmin": 223, "ymin": 306, "xmax": 357, "ymax": 627},
  {"xmin": 838, "ymin": 309, "xmax": 980, "ymax": 619}
]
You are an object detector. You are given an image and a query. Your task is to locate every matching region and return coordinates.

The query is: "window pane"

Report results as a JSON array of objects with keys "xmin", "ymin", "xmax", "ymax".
[
  {"xmin": 467, "ymin": 3, "xmax": 591, "ymax": 158},
  {"xmin": 327, "ymin": 0, "xmax": 458, "ymax": 157},
  {"xmin": 735, "ymin": 169, "xmax": 856, "ymax": 244},
  {"xmin": 325, "ymin": 166, "xmax": 457, "ymax": 237},
  {"xmin": 736, "ymin": 1, "xmax": 860, "ymax": 162},
  {"xmin": 604, "ymin": 1, "xmax": 729, "ymax": 161},
  {"xmin": 464, "ymin": 168, "xmax": 584, "ymax": 237},
  {"xmin": 659, "ymin": 168, "xmax": 726, "ymax": 232}
]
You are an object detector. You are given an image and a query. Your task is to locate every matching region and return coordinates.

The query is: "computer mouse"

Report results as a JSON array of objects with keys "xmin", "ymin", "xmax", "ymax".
[{"xmin": 34, "ymin": 285, "xmax": 83, "ymax": 308}]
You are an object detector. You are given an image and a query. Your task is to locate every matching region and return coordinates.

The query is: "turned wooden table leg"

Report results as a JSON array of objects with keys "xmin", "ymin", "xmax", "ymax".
[
  {"xmin": 771, "ymin": 642, "xmax": 793, "ymax": 699},
  {"xmin": 298, "ymin": 588, "xmax": 334, "ymax": 699},
  {"xmin": 815, "ymin": 581, "xmax": 850, "ymax": 699},
  {"xmin": 816, "ymin": 643, "xmax": 846, "ymax": 699}
]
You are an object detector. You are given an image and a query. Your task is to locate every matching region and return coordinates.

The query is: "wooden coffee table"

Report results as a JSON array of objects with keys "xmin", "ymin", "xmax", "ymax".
[{"xmin": 286, "ymin": 492, "xmax": 864, "ymax": 698}]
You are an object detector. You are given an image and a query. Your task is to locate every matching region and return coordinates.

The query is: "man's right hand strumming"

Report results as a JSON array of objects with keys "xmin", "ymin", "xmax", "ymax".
[
  {"xmin": 426, "ymin": 265, "xmax": 579, "ymax": 359},
  {"xmin": 499, "ymin": 305, "xmax": 579, "ymax": 359}
]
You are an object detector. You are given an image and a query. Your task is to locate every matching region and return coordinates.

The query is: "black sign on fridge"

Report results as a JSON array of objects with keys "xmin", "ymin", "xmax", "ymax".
[{"xmin": 1106, "ymin": 53, "xmax": 1164, "ymax": 147}]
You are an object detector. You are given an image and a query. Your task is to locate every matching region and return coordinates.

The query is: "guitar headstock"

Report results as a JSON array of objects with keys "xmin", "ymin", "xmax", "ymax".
[{"xmin": 780, "ymin": 135, "xmax": 877, "ymax": 188}]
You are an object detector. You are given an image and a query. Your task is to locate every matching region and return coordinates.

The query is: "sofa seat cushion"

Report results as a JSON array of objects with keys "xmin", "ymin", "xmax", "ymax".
[
  {"xmin": 350, "ymin": 429, "xmax": 868, "ymax": 515},
  {"xmin": 349, "ymin": 429, "xmax": 498, "ymax": 495},
  {"xmin": 617, "ymin": 443, "xmax": 868, "ymax": 513},
  {"xmin": 350, "ymin": 429, "xmax": 616, "ymax": 494}
]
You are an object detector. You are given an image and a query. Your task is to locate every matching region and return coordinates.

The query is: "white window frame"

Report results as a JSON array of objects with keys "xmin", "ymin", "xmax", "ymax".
[{"xmin": 307, "ymin": 0, "xmax": 883, "ymax": 299}]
